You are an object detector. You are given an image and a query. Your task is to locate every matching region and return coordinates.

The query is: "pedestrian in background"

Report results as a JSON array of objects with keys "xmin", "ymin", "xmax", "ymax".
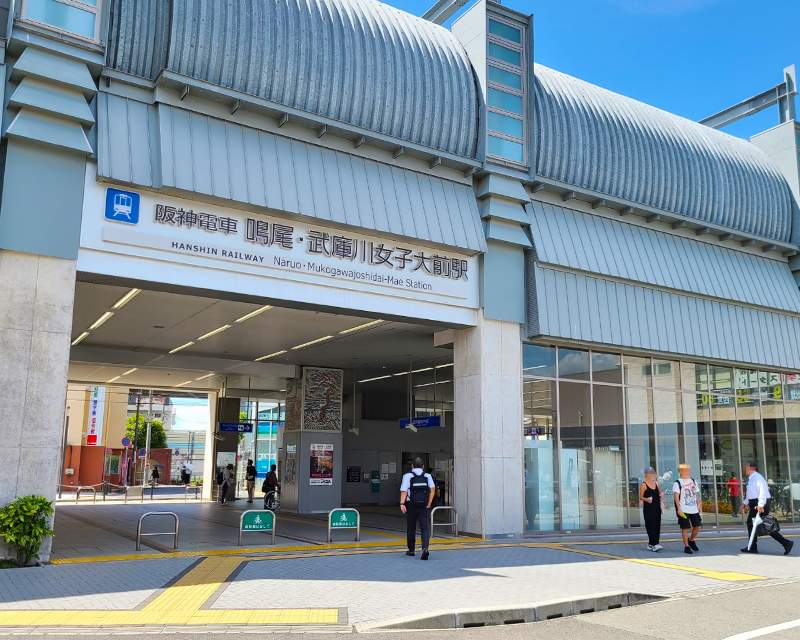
[
  {"xmin": 400, "ymin": 458, "xmax": 435, "ymax": 560},
  {"xmin": 640, "ymin": 467, "xmax": 663, "ymax": 552},
  {"xmin": 151, "ymin": 466, "xmax": 159, "ymax": 486},
  {"xmin": 245, "ymin": 459, "xmax": 256, "ymax": 503},
  {"xmin": 220, "ymin": 463, "xmax": 234, "ymax": 504},
  {"xmin": 741, "ymin": 461, "xmax": 793, "ymax": 555},
  {"xmin": 674, "ymin": 463, "xmax": 702, "ymax": 555},
  {"xmin": 727, "ymin": 472, "xmax": 742, "ymax": 516}
]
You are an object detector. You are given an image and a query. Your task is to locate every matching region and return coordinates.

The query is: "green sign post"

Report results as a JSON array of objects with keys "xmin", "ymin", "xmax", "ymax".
[
  {"xmin": 328, "ymin": 508, "xmax": 360, "ymax": 543},
  {"xmin": 239, "ymin": 510, "xmax": 276, "ymax": 546}
]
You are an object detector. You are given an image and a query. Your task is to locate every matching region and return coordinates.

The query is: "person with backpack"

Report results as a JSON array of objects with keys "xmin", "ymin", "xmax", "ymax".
[
  {"xmin": 741, "ymin": 461, "xmax": 793, "ymax": 555},
  {"xmin": 673, "ymin": 463, "xmax": 702, "ymax": 554},
  {"xmin": 399, "ymin": 458, "xmax": 435, "ymax": 560}
]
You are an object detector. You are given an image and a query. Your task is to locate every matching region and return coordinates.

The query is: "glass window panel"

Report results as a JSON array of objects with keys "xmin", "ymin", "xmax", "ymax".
[
  {"xmin": 738, "ymin": 399, "xmax": 765, "ymax": 512},
  {"xmin": 523, "ymin": 343, "xmax": 556, "ymax": 378},
  {"xmin": 736, "ymin": 368, "xmax": 759, "ymax": 398},
  {"xmin": 488, "ymin": 65, "xmax": 522, "ymax": 90},
  {"xmin": 26, "ymin": 0, "xmax": 96, "ymax": 38},
  {"xmin": 787, "ymin": 374, "xmax": 800, "ymax": 401},
  {"xmin": 487, "ymin": 87, "xmax": 523, "ymax": 114},
  {"xmin": 488, "ymin": 41, "xmax": 521, "ymax": 66},
  {"xmin": 681, "ymin": 362, "xmax": 708, "ymax": 392},
  {"xmin": 559, "ymin": 381, "xmax": 594, "ymax": 530},
  {"xmin": 654, "ymin": 390, "xmax": 685, "ymax": 532},
  {"xmin": 683, "ymin": 395, "xmax": 718, "ymax": 526},
  {"xmin": 623, "ymin": 355, "xmax": 651, "ymax": 387},
  {"xmin": 487, "ymin": 135, "xmax": 524, "ymax": 162},
  {"xmin": 487, "ymin": 111, "xmax": 523, "ymax": 138},
  {"xmin": 592, "ymin": 352, "xmax": 621, "ymax": 384},
  {"xmin": 488, "ymin": 18, "xmax": 521, "ymax": 43},
  {"xmin": 625, "ymin": 388, "xmax": 654, "ymax": 529},
  {"xmin": 593, "ymin": 385, "xmax": 626, "ymax": 529},
  {"xmin": 710, "ymin": 365, "xmax": 734, "ymax": 394},
  {"xmin": 523, "ymin": 379, "xmax": 558, "ymax": 531},
  {"xmin": 558, "ymin": 347, "xmax": 590, "ymax": 381},
  {"xmin": 785, "ymin": 402, "xmax": 800, "ymax": 522},
  {"xmin": 759, "ymin": 371, "xmax": 783, "ymax": 400},
  {"xmin": 762, "ymin": 400, "xmax": 791, "ymax": 519},
  {"xmin": 652, "ymin": 359, "xmax": 679, "ymax": 389},
  {"xmin": 712, "ymin": 396, "xmax": 743, "ymax": 525}
]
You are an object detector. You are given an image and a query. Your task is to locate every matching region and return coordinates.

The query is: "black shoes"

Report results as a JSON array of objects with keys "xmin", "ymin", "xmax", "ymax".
[
  {"xmin": 684, "ymin": 546, "xmax": 692, "ymax": 555},
  {"xmin": 421, "ymin": 550, "xmax": 429, "ymax": 561},
  {"xmin": 689, "ymin": 540, "xmax": 699, "ymax": 552},
  {"xmin": 406, "ymin": 551, "xmax": 415, "ymax": 556},
  {"xmin": 785, "ymin": 541, "xmax": 794, "ymax": 556},
  {"xmin": 741, "ymin": 547, "xmax": 758, "ymax": 553}
]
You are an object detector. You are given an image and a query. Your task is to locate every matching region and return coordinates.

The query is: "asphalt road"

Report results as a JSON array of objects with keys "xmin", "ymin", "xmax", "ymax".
[{"xmin": 4, "ymin": 576, "xmax": 800, "ymax": 639}]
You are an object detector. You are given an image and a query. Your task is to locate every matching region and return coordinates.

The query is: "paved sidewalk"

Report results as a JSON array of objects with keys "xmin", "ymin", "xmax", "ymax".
[{"xmin": 2, "ymin": 529, "xmax": 800, "ymax": 629}]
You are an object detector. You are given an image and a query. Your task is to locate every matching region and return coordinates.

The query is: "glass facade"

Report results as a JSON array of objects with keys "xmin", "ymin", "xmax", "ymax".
[
  {"xmin": 523, "ymin": 344, "xmax": 800, "ymax": 532},
  {"xmin": 24, "ymin": 0, "xmax": 100, "ymax": 40}
]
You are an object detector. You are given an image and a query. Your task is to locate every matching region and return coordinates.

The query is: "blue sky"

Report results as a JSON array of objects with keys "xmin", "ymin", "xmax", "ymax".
[{"xmin": 385, "ymin": 0, "xmax": 799, "ymax": 140}]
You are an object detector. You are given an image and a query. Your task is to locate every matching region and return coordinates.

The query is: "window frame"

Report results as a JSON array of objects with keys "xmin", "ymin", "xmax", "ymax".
[
  {"xmin": 486, "ymin": 13, "xmax": 527, "ymax": 168},
  {"xmin": 20, "ymin": 0, "xmax": 102, "ymax": 43}
]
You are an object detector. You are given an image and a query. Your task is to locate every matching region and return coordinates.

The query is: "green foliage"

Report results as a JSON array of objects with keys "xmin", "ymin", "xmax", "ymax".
[
  {"xmin": 0, "ymin": 496, "xmax": 54, "ymax": 567},
  {"xmin": 239, "ymin": 411, "xmax": 248, "ymax": 422},
  {"xmin": 125, "ymin": 415, "xmax": 167, "ymax": 449}
]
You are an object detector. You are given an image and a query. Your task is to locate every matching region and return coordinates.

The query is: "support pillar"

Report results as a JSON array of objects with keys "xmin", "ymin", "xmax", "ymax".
[{"xmin": 454, "ymin": 311, "xmax": 524, "ymax": 537}]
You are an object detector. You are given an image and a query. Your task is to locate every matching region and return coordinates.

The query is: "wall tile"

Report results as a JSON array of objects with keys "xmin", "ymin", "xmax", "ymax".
[
  {"xmin": 32, "ymin": 256, "xmax": 77, "ymax": 334},
  {"xmin": 0, "ymin": 328, "xmax": 32, "ymax": 448},
  {"xmin": 0, "ymin": 251, "xmax": 38, "ymax": 331},
  {"xmin": 23, "ymin": 331, "xmax": 71, "ymax": 442}
]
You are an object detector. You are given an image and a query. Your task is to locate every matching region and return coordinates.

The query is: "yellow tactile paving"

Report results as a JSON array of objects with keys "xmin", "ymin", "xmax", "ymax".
[{"xmin": 541, "ymin": 543, "xmax": 766, "ymax": 582}]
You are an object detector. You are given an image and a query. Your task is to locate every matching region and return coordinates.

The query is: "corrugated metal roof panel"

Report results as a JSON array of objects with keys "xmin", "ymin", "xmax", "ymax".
[
  {"xmin": 532, "ymin": 265, "xmax": 800, "ymax": 370},
  {"xmin": 97, "ymin": 95, "xmax": 485, "ymax": 252},
  {"xmin": 533, "ymin": 64, "xmax": 794, "ymax": 242},
  {"xmin": 107, "ymin": 0, "xmax": 477, "ymax": 158},
  {"xmin": 528, "ymin": 201, "xmax": 800, "ymax": 314}
]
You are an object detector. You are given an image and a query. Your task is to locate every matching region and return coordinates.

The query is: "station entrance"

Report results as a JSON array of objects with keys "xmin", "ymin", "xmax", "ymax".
[{"xmin": 59, "ymin": 277, "xmax": 457, "ymax": 554}]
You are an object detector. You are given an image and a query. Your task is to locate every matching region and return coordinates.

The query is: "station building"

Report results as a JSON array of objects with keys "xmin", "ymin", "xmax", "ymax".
[{"xmin": 0, "ymin": 0, "xmax": 799, "ymax": 559}]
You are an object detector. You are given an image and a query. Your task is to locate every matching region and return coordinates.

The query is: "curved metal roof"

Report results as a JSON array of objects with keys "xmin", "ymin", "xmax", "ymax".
[
  {"xmin": 533, "ymin": 64, "xmax": 794, "ymax": 242},
  {"xmin": 107, "ymin": 0, "xmax": 478, "ymax": 158}
]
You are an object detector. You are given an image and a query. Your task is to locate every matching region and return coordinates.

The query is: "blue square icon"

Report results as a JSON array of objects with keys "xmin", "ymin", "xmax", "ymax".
[{"xmin": 104, "ymin": 188, "xmax": 140, "ymax": 224}]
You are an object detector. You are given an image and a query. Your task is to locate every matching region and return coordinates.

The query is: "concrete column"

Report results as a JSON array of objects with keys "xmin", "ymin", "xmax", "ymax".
[
  {"xmin": 0, "ymin": 250, "xmax": 76, "ymax": 561},
  {"xmin": 454, "ymin": 311, "xmax": 523, "ymax": 537},
  {"xmin": 202, "ymin": 391, "xmax": 218, "ymax": 500}
]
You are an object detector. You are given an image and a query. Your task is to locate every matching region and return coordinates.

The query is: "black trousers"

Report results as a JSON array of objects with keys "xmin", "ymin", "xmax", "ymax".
[
  {"xmin": 643, "ymin": 507, "xmax": 661, "ymax": 546},
  {"xmin": 406, "ymin": 504, "xmax": 431, "ymax": 552},
  {"xmin": 747, "ymin": 499, "xmax": 789, "ymax": 549}
]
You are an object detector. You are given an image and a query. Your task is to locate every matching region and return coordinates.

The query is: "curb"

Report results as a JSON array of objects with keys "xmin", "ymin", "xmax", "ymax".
[{"xmin": 353, "ymin": 591, "xmax": 665, "ymax": 632}]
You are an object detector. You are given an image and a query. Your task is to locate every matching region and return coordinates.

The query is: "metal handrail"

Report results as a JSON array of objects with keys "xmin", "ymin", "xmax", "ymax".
[
  {"xmin": 184, "ymin": 485, "xmax": 200, "ymax": 501},
  {"xmin": 327, "ymin": 508, "xmax": 360, "ymax": 543},
  {"xmin": 125, "ymin": 485, "xmax": 145, "ymax": 503},
  {"xmin": 75, "ymin": 486, "xmax": 97, "ymax": 504},
  {"xmin": 136, "ymin": 512, "xmax": 179, "ymax": 551},
  {"xmin": 430, "ymin": 506, "xmax": 458, "ymax": 538},
  {"xmin": 238, "ymin": 510, "xmax": 276, "ymax": 546}
]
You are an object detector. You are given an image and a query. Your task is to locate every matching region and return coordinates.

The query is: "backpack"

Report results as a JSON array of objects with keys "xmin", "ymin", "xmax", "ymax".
[
  {"xmin": 216, "ymin": 470, "xmax": 224, "ymax": 485},
  {"xmin": 673, "ymin": 478, "xmax": 698, "ymax": 513},
  {"xmin": 407, "ymin": 472, "xmax": 430, "ymax": 507}
]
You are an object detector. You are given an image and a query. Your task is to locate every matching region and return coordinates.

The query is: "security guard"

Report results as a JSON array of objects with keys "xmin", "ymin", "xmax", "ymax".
[{"xmin": 400, "ymin": 458, "xmax": 435, "ymax": 560}]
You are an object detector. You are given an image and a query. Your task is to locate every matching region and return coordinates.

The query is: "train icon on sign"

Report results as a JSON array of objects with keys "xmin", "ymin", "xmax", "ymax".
[{"xmin": 104, "ymin": 188, "xmax": 140, "ymax": 224}]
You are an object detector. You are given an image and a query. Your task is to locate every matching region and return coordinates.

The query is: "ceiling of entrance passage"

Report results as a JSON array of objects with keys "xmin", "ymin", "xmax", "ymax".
[{"xmin": 68, "ymin": 282, "xmax": 454, "ymax": 392}]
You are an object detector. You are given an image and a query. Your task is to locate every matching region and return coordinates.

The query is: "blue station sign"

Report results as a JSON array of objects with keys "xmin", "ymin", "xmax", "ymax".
[
  {"xmin": 399, "ymin": 416, "xmax": 441, "ymax": 429},
  {"xmin": 219, "ymin": 422, "xmax": 254, "ymax": 433}
]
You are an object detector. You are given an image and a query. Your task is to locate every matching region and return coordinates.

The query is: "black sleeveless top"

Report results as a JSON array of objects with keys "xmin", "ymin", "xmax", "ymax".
[{"xmin": 642, "ymin": 482, "xmax": 660, "ymax": 513}]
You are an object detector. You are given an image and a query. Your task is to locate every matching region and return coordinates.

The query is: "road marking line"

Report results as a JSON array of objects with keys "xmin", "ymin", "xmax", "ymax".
[
  {"xmin": 541, "ymin": 544, "xmax": 765, "ymax": 582},
  {"xmin": 721, "ymin": 618, "xmax": 800, "ymax": 640}
]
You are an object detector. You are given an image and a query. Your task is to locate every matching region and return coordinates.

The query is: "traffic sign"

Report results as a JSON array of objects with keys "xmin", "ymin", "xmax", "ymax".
[
  {"xmin": 239, "ymin": 510, "xmax": 276, "ymax": 545},
  {"xmin": 139, "ymin": 448, "xmax": 146, "ymax": 456},
  {"xmin": 121, "ymin": 436, "xmax": 131, "ymax": 447},
  {"xmin": 328, "ymin": 508, "xmax": 360, "ymax": 542}
]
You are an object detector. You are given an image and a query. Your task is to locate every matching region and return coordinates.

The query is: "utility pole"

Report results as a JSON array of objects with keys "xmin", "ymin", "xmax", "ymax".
[
  {"xmin": 132, "ymin": 392, "xmax": 141, "ymax": 485},
  {"xmin": 58, "ymin": 408, "xmax": 70, "ymax": 499},
  {"xmin": 145, "ymin": 389, "xmax": 153, "ymax": 485}
]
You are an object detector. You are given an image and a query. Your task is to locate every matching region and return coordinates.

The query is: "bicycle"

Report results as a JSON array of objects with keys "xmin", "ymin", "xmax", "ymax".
[{"xmin": 264, "ymin": 488, "xmax": 281, "ymax": 511}]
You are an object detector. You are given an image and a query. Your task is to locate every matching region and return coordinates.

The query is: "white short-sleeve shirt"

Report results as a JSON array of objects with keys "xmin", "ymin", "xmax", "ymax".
[{"xmin": 400, "ymin": 468, "xmax": 435, "ymax": 493}]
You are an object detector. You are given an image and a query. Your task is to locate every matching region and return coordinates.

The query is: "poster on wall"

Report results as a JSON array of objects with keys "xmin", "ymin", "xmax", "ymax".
[
  {"xmin": 310, "ymin": 443, "xmax": 334, "ymax": 485},
  {"xmin": 302, "ymin": 367, "xmax": 343, "ymax": 431},
  {"xmin": 284, "ymin": 379, "xmax": 303, "ymax": 431},
  {"xmin": 285, "ymin": 444, "xmax": 296, "ymax": 485},
  {"xmin": 86, "ymin": 386, "xmax": 106, "ymax": 446}
]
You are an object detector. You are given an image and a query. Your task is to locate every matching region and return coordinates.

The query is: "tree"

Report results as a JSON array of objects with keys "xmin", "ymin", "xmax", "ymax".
[{"xmin": 125, "ymin": 415, "xmax": 167, "ymax": 449}]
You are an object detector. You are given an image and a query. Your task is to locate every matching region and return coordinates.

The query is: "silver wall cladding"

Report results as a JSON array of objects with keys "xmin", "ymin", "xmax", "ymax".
[
  {"xmin": 533, "ymin": 265, "xmax": 800, "ymax": 370},
  {"xmin": 533, "ymin": 64, "xmax": 794, "ymax": 242},
  {"xmin": 96, "ymin": 94, "xmax": 486, "ymax": 253},
  {"xmin": 106, "ymin": 0, "xmax": 478, "ymax": 158},
  {"xmin": 528, "ymin": 201, "xmax": 800, "ymax": 314}
]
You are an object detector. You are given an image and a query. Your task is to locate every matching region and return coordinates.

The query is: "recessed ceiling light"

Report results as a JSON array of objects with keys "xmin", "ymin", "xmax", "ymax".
[
  {"xmin": 255, "ymin": 350, "xmax": 287, "ymax": 362},
  {"xmin": 122, "ymin": 368, "xmax": 138, "ymax": 376},
  {"xmin": 197, "ymin": 325, "xmax": 231, "ymax": 341},
  {"xmin": 88, "ymin": 311, "xmax": 114, "ymax": 330},
  {"xmin": 169, "ymin": 341, "xmax": 195, "ymax": 354},
  {"xmin": 174, "ymin": 380, "xmax": 194, "ymax": 387},
  {"xmin": 71, "ymin": 331, "xmax": 90, "ymax": 346},
  {"xmin": 291, "ymin": 336, "xmax": 334, "ymax": 350},
  {"xmin": 195, "ymin": 373, "xmax": 215, "ymax": 380},
  {"xmin": 107, "ymin": 375, "xmax": 121, "ymax": 383},
  {"xmin": 339, "ymin": 320, "xmax": 383, "ymax": 334},
  {"xmin": 235, "ymin": 305, "xmax": 273, "ymax": 323},
  {"xmin": 112, "ymin": 288, "xmax": 141, "ymax": 309}
]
